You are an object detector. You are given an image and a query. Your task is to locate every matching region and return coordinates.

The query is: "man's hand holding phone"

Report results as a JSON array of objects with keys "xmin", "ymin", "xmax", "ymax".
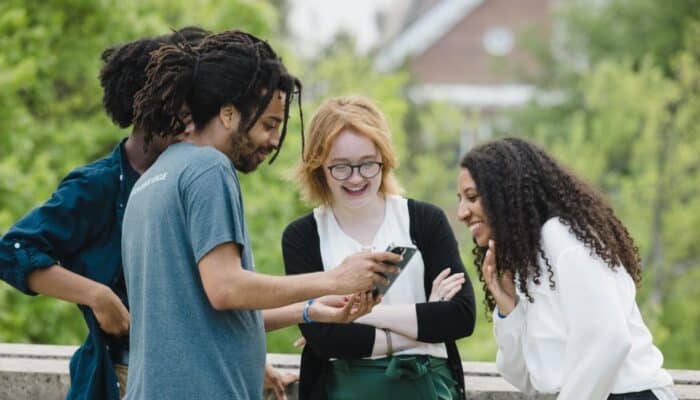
[
  {"xmin": 329, "ymin": 250, "xmax": 401, "ymax": 294},
  {"xmin": 372, "ymin": 244, "xmax": 416, "ymax": 297}
]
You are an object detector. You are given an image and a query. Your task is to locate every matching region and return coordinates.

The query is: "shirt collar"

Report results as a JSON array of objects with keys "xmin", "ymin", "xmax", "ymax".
[{"xmin": 113, "ymin": 137, "xmax": 141, "ymax": 196}]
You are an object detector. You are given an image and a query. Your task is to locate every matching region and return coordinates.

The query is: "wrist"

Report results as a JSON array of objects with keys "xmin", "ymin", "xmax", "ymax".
[
  {"xmin": 496, "ymin": 296, "xmax": 517, "ymax": 317},
  {"xmin": 307, "ymin": 299, "xmax": 323, "ymax": 322},
  {"xmin": 383, "ymin": 328, "xmax": 393, "ymax": 356},
  {"xmin": 86, "ymin": 282, "xmax": 109, "ymax": 309},
  {"xmin": 302, "ymin": 299, "xmax": 316, "ymax": 323},
  {"xmin": 320, "ymin": 270, "xmax": 340, "ymax": 295}
]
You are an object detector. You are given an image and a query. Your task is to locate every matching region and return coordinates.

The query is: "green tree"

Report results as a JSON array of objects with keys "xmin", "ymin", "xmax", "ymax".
[{"xmin": 0, "ymin": 0, "xmax": 277, "ymax": 344}]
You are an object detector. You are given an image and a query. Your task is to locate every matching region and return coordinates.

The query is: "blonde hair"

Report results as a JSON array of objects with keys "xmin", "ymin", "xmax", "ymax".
[{"xmin": 296, "ymin": 95, "xmax": 403, "ymax": 205}]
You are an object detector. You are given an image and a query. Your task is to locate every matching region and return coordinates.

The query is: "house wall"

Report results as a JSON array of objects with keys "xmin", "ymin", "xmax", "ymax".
[{"xmin": 410, "ymin": 0, "xmax": 551, "ymax": 85}]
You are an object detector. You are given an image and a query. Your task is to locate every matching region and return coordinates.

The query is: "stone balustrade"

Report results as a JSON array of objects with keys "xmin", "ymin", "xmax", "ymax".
[{"xmin": 1, "ymin": 343, "xmax": 698, "ymax": 400}]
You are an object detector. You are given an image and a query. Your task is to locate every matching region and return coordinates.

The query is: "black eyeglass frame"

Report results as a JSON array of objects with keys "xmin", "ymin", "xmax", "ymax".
[{"xmin": 326, "ymin": 161, "xmax": 384, "ymax": 181}]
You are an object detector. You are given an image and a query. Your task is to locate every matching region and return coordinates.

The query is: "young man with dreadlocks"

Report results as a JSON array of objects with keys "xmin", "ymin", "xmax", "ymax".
[
  {"xmin": 457, "ymin": 138, "xmax": 676, "ymax": 400},
  {"xmin": 122, "ymin": 30, "xmax": 399, "ymax": 399},
  {"xmin": 0, "ymin": 28, "xmax": 208, "ymax": 399}
]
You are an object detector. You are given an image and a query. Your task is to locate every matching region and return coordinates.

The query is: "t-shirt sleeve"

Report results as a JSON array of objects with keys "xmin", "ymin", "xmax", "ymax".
[{"xmin": 182, "ymin": 164, "xmax": 247, "ymax": 263}]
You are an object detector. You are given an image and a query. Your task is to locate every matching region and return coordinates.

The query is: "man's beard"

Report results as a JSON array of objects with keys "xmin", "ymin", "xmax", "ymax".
[{"xmin": 229, "ymin": 129, "xmax": 274, "ymax": 173}]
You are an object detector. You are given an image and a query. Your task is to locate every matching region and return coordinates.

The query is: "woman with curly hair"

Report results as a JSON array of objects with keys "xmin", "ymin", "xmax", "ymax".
[{"xmin": 457, "ymin": 137, "xmax": 676, "ymax": 400}]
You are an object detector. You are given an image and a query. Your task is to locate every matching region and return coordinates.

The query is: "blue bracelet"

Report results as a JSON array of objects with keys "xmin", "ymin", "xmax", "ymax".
[{"xmin": 302, "ymin": 299, "xmax": 315, "ymax": 323}]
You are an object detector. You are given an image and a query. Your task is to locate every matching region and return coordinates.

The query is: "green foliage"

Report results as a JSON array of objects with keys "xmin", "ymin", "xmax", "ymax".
[
  {"xmin": 657, "ymin": 265, "xmax": 700, "ymax": 367},
  {"xmin": 558, "ymin": 0, "xmax": 699, "ymax": 74},
  {"xmin": 0, "ymin": 0, "xmax": 277, "ymax": 345}
]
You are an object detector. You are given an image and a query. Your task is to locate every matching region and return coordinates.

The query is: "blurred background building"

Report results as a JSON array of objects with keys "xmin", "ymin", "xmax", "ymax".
[{"xmin": 374, "ymin": 0, "xmax": 552, "ymax": 153}]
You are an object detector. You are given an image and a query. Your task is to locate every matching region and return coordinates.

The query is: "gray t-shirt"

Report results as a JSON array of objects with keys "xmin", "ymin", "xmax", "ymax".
[{"xmin": 122, "ymin": 142, "xmax": 265, "ymax": 399}]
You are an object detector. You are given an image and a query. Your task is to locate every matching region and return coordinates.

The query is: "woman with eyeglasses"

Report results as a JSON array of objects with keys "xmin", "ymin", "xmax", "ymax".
[{"xmin": 282, "ymin": 95, "xmax": 476, "ymax": 400}]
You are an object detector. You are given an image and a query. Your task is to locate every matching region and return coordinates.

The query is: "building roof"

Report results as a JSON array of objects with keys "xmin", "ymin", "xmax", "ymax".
[{"xmin": 374, "ymin": 0, "xmax": 485, "ymax": 71}]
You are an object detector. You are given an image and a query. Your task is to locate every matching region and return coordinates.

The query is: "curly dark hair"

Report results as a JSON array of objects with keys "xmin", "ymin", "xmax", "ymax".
[
  {"xmin": 99, "ymin": 26, "xmax": 209, "ymax": 128},
  {"xmin": 460, "ymin": 137, "xmax": 641, "ymax": 312},
  {"xmin": 132, "ymin": 30, "xmax": 303, "ymax": 163}
]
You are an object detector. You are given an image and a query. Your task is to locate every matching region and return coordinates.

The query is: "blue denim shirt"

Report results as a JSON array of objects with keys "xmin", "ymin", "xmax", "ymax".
[{"xmin": 0, "ymin": 138, "xmax": 138, "ymax": 400}]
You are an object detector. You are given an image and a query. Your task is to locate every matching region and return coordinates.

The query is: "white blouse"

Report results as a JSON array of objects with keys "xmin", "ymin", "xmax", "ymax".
[
  {"xmin": 314, "ymin": 195, "xmax": 447, "ymax": 359},
  {"xmin": 494, "ymin": 218, "xmax": 676, "ymax": 400}
]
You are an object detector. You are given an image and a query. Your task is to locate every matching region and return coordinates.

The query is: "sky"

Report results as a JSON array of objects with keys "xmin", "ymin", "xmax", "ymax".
[{"xmin": 287, "ymin": 0, "xmax": 393, "ymax": 56}]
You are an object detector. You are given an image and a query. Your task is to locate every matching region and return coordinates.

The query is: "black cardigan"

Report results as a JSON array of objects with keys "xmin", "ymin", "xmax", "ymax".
[{"xmin": 282, "ymin": 199, "xmax": 476, "ymax": 400}]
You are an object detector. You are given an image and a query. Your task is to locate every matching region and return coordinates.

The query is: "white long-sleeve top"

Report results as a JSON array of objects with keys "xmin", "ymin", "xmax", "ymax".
[{"xmin": 494, "ymin": 218, "xmax": 676, "ymax": 400}]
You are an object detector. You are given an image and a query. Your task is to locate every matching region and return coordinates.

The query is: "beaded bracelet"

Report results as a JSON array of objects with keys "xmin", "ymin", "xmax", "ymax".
[{"xmin": 302, "ymin": 299, "xmax": 315, "ymax": 323}]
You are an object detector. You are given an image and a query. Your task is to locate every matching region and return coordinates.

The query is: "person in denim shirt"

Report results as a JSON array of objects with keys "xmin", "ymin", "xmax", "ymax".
[{"xmin": 0, "ymin": 27, "xmax": 208, "ymax": 399}]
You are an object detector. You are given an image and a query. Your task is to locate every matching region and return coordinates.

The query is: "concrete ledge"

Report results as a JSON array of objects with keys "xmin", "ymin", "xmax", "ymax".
[{"xmin": 1, "ymin": 343, "xmax": 697, "ymax": 400}]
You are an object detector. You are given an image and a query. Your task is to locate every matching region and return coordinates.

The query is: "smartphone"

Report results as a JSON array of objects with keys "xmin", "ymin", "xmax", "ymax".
[{"xmin": 372, "ymin": 244, "xmax": 416, "ymax": 297}]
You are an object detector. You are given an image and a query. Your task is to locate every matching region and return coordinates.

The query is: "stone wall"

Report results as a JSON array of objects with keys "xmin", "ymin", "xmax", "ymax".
[{"xmin": 1, "ymin": 344, "xmax": 698, "ymax": 400}]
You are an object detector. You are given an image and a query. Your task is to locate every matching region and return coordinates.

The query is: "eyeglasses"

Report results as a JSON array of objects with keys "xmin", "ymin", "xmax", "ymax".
[{"xmin": 326, "ymin": 161, "xmax": 383, "ymax": 181}]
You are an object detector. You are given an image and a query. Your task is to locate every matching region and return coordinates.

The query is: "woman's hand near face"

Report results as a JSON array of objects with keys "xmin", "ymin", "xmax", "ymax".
[
  {"xmin": 481, "ymin": 240, "xmax": 517, "ymax": 316},
  {"xmin": 428, "ymin": 268, "xmax": 466, "ymax": 302}
]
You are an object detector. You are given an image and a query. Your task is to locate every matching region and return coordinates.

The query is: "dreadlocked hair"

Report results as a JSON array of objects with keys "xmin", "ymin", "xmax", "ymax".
[
  {"xmin": 99, "ymin": 26, "xmax": 209, "ymax": 128},
  {"xmin": 460, "ymin": 137, "xmax": 641, "ymax": 313},
  {"xmin": 133, "ymin": 30, "xmax": 303, "ymax": 161}
]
